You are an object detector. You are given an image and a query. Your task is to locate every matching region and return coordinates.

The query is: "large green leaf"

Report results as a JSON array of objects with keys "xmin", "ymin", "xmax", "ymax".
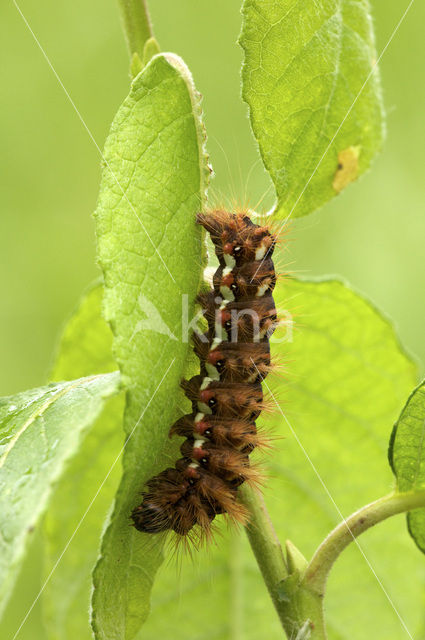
[
  {"xmin": 43, "ymin": 283, "xmax": 124, "ymax": 639},
  {"xmin": 140, "ymin": 277, "xmax": 423, "ymax": 640},
  {"xmin": 240, "ymin": 0, "xmax": 385, "ymax": 218},
  {"xmin": 0, "ymin": 371, "xmax": 120, "ymax": 618},
  {"xmin": 92, "ymin": 53, "xmax": 209, "ymax": 639},
  {"xmin": 266, "ymin": 278, "xmax": 422, "ymax": 638},
  {"xmin": 389, "ymin": 381, "xmax": 425, "ymax": 554}
]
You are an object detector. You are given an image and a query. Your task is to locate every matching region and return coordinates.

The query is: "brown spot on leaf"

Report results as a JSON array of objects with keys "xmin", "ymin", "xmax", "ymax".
[{"xmin": 332, "ymin": 146, "xmax": 361, "ymax": 193}]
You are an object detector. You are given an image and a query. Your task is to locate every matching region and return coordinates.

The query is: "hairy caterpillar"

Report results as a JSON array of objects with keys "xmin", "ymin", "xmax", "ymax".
[{"xmin": 131, "ymin": 210, "xmax": 277, "ymax": 543}]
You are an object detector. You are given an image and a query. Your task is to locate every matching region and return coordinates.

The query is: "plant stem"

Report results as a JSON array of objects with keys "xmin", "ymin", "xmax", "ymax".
[
  {"xmin": 303, "ymin": 489, "xmax": 425, "ymax": 595},
  {"xmin": 240, "ymin": 486, "xmax": 288, "ymax": 627},
  {"xmin": 241, "ymin": 486, "xmax": 327, "ymax": 638},
  {"xmin": 117, "ymin": 0, "xmax": 153, "ymax": 62},
  {"xmin": 241, "ymin": 486, "xmax": 425, "ymax": 638}
]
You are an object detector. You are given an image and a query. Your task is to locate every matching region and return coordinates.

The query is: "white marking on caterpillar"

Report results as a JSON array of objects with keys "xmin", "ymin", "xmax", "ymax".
[
  {"xmin": 194, "ymin": 412, "xmax": 204, "ymax": 423},
  {"xmin": 197, "ymin": 402, "xmax": 211, "ymax": 414},
  {"xmin": 255, "ymin": 243, "xmax": 267, "ymax": 260},
  {"xmin": 220, "ymin": 285, "xmax": 234, "ymax": 301},
  {"xmin": 200, "ymin": 377, "xmax": 212, "ymax": 390},
  {"xmin": 188, "ymin": 462, "xmax": 199, "ymax": 469},
  {"xmin": 193, "ymin": 438, "xmax": 206, "ymax": 448},
  {"xmin": 206, "ymin": 362, "xmax": 220, "ymax": 380},
  {"xmin": 210, "ymin": 338, "xmax": 222, "ymax": 350},
  {"xmin": 223, "ymin": 253, "xmax": 236, "ymax": 268},
  {"xmin": 256, "ymin": 283, "xmax": 269, "ymax": 297},
  {"xmin": 203, "ymin": 266, "xmax": 216, "ymax": 286}
]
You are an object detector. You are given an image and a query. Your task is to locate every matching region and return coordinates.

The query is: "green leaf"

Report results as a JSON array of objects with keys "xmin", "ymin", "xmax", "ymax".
[
  {"xmin": 266, "ymin": 278, "xmax": 421, "ymax": 638},
  {"xmin": 389, "ymin": 381, "xmax": 425, "ymax": 554},
  {"xmin": 0, "ymin": 371, "xmax": 120, "ymax": 618},
  {"xmin": 240, "ymin": 0, "xmax": 385, "ymax": 218},
  {"xmin": 92, "ymin": 53, "xmax": 208, "ymax": 640},
  {"xmin": 140, "ymin": 278, "xmax": 421, "ymax": 640},
  {"xmin": 51, "ymin": 282, "xmax": 117, "ymax": 380},
  {"xmin": 43, "ymin": 283, "xmax": 124, "ymax": 640}
]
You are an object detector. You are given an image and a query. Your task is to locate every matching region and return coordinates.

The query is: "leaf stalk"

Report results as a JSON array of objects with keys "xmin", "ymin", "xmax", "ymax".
[
  {"xmin": 117, "ymin": 0, "xmax": 153, "ymax": 63},
  {"xmin": 242, "ymin": 487, "xmax": 425, "ymax": 639},
  {"xmin": 303, "ymin": 489, "xmax": 425, "ymax": 596}
]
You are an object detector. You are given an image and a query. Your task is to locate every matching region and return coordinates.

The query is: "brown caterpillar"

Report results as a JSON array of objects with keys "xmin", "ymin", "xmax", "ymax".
[{"xmin": 131, "ymin": 210, "xmax": 278, "ymax": 542}]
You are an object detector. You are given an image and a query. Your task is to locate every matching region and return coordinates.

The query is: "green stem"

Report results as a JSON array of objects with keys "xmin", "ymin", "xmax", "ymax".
[
  {"xmin": 241, "ymin": 487, "xmax": 425, "ymax": 639},
  {"xmin": 240, "ymin": 486, "xmax": 288, "ymax": 628},
  {"xmin": 117, "ymin": 0, "xmax": 153, "ymax": 61},
  {"xmin": 303, "ymin": 489, "xmax": 425, "ymax": 596}
]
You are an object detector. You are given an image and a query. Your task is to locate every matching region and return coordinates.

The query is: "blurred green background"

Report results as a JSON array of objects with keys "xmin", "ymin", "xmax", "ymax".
[{"xmin": 1, "ymin": 0, "xmax": 424, "ymax": 638}]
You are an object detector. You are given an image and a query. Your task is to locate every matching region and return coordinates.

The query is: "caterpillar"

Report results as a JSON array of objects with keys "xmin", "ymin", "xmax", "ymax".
[{"xmin": 131, "ymin": 210, "xmax": 278, "ymax": 543}]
